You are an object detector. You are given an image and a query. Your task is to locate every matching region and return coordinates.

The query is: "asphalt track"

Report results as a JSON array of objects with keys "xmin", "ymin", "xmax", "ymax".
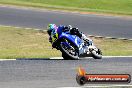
[
  {"xmin": 0, "ymin": 57, "xmax": 132, "ymax": 88},
  {"xmin": 0, "ymin": 5, "xmax": 132, "ymax": 88},
  {"xmin": 0, "ymin": 6, "xmax": 132, "ymax": 39}
]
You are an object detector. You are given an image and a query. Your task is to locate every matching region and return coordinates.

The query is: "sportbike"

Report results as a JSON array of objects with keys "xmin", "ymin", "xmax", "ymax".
[{"xmin": 48, "ymin": 29, "xmax": 102, "ymax": 60}]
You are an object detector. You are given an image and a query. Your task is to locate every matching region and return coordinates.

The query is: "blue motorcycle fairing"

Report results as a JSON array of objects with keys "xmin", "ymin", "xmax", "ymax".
[
  {"xmin": 61, "ymin": 42, "xmax": 72, "ymax": 49},
  {"xmin": 59, "ymin": 32, "xmax": 83, "ymax": 48}
]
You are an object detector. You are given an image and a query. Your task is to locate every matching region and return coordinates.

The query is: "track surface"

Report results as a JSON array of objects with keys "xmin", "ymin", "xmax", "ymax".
[
  {"xmin": 0, "ymin": 6, "xmax": 132, "ymax": 39},
  {"xmin": 0, "ymin": 5, "xmax": 132, "ymax": 88},
  {"xmin": 0, "ymin": 57, "xmax": 132, "ymax": 88}
]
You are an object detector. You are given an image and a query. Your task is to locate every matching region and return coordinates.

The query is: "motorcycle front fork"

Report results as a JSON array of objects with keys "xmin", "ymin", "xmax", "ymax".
[{"xmin": 79, "ymin": 45, "xmax": 98, "ymax": 55}]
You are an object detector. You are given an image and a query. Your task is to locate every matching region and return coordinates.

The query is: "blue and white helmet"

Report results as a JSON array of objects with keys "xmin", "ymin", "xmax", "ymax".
[{"xmin": 47, "ymin": 24, "xmax": 57, "ymax": 35}]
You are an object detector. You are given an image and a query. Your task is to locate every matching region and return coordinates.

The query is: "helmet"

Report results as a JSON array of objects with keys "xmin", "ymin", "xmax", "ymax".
[{"xmin": 47, "ymin": 24, "xmax": 57, "ymax": 35}]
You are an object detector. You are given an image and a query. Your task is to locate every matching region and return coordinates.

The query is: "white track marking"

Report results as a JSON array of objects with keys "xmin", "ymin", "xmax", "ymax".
[
  {"xmin": 1, "ymin": 56, "xmax": 131, "ymax": 61},
  {"xmin": 103, "ymin": 56, "xmax": 132, "ymax": 58},
  {"xmin": 50, "ymin": 56, "xmax": 132, "ymax": 59},
  {"xmin": 50, "ymin": 57, "xmax": 63, "ymax": 59},
  {"xmin": 0, "ymin": 59, "xmax": 16, "ymax": 61}
]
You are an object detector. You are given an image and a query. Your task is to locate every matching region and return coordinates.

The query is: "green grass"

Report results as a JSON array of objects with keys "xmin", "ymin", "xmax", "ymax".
[
  {"xmin": 0, "ymin": 0, "xmax": 132, "ymax": 15},
  {"xmin": 0, "ymin": 26, "xmax": 61, "ymax": 59},
  {"xmin": 93, "ymin": 38, "xmax": 132, "ymax": 56},
  {"xmin": 0, "ymin": 26, "xmax": 132, "ymax": 59}
]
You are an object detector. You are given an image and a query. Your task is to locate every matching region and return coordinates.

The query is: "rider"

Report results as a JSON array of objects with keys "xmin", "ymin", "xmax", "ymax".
[{"xmin": 47, "ymin": 24, "xmax": 93, "ymax": 46}]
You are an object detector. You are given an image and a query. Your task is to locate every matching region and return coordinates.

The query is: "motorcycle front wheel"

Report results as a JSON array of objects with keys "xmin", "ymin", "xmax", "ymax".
[{"xmin": 92, "ymin": 49, "xmax": 102, "ymax": 59}]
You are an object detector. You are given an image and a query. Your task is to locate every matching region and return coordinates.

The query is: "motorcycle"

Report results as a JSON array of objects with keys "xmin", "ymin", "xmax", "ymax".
[{"xmin": 48, "ymin": 28, "xmax": 102, "ymax": 60}]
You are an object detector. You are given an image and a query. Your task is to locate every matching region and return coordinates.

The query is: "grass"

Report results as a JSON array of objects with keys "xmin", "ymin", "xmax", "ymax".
[
  {"xmin": 0, "ymin": 26, "xmax": 132, "ymax": 59},
  {"xmin": 0, "ymin": 0, "xmax": 132, "ymax": 15},
  {"xmin": 0, "ymin": 26, "xmax": 61, "ymax": 59},
  {"xmin": 93, "ymin": 38, "xmax": 132, "ymax": 56}
]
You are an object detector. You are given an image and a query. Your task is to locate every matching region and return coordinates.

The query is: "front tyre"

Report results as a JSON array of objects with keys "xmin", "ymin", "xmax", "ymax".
[
  {"xmin": 92, "ymin": 49, "xmax": 102, "ymax": 59},
  {"xmin": 62, "ymin": 52, "xmax": 73, "ymax": 60}
]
